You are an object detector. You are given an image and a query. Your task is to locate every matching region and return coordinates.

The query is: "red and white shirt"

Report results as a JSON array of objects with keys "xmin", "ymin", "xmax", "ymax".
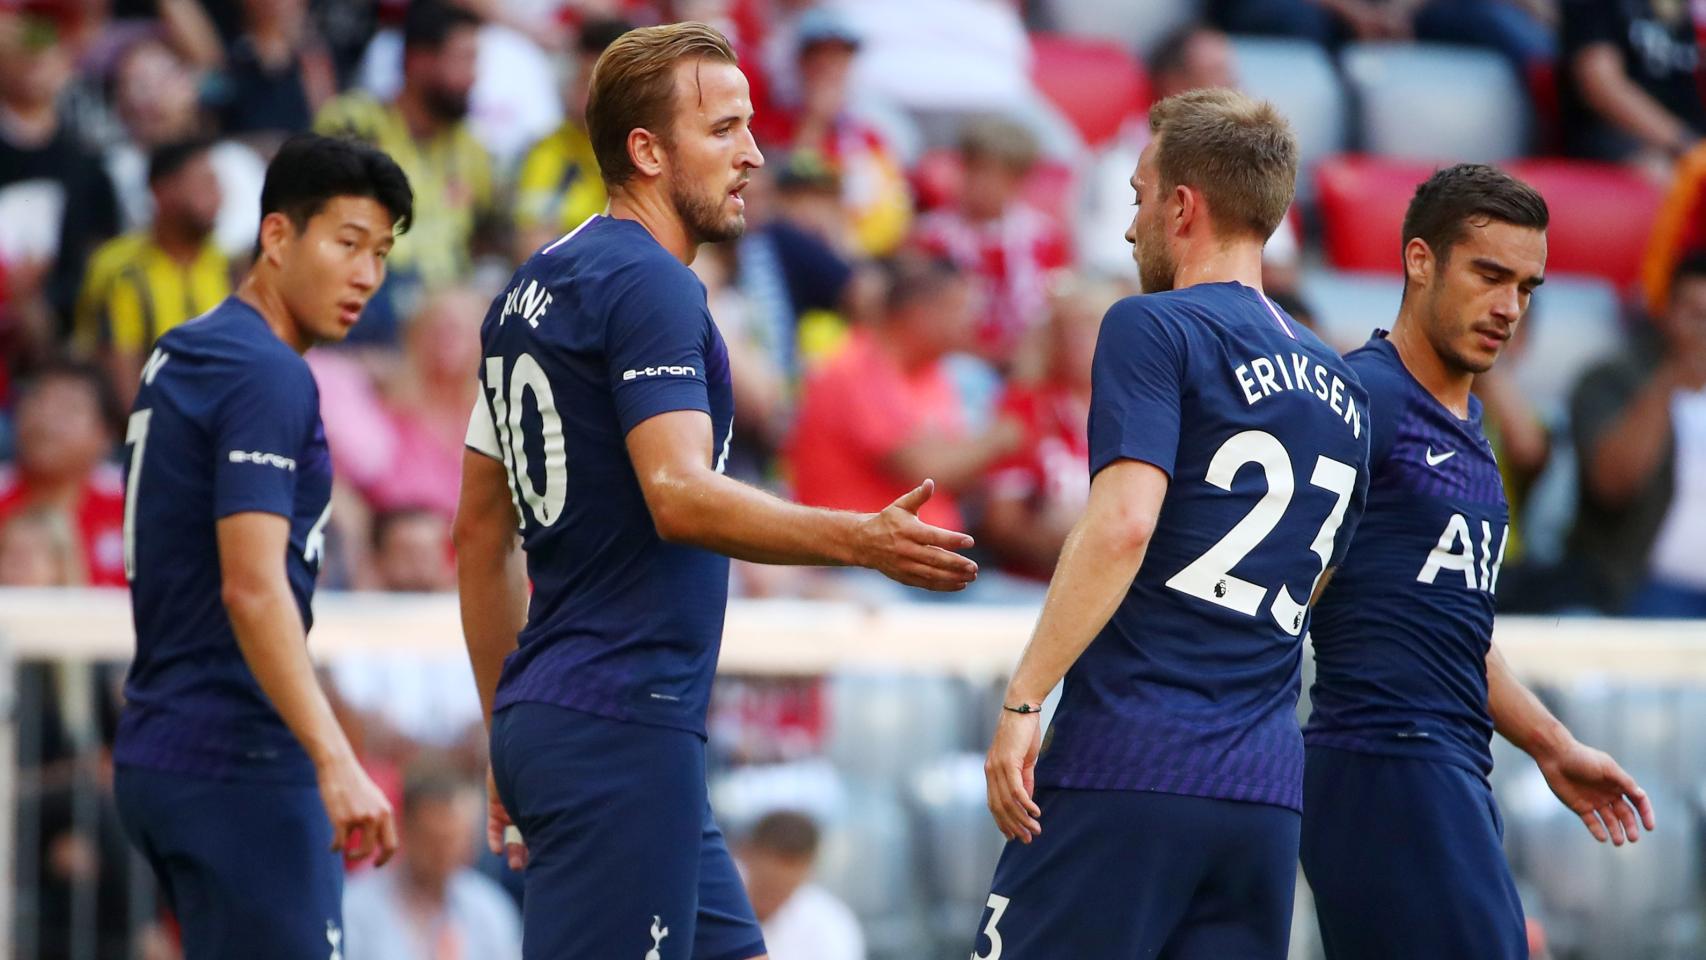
[
  {"xmin": 914, "ymin": 204, "xmax": 1071, "ymax": 363},
  {"xmin": 0, "ymin": 463, "xmax": 128, "ymax": 587}
]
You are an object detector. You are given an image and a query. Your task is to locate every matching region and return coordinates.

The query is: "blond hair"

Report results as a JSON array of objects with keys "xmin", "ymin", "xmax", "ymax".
[
  {"xmin": 1148, "ymin": 88, "xmax": 1298, "ymax": 240},
  {"xmin": 586, "ymin": 21, "xmax": 739, "ymax": 188}
]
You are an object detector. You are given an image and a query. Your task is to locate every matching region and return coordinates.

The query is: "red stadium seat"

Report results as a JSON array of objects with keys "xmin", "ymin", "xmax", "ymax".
[
  {"xmin": 1028, "ymin": 33, "xmax": 1149, "ymax": 148},
  {"xmin": 1506, "ymin": 159, "xmax": 1663, "ymax": 288},
  {"xmin": 1316, "ymin": 156, "xmax": 1438, "ymax": 273}
]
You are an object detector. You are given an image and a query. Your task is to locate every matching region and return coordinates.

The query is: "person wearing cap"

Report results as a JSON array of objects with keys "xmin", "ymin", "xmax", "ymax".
[
  {"xmin": 512, "ymin": 16, "xmax": 632, "ymax": 259},
  {"xmin": 754, "ymin": 7, "xmax": 911, "ymax": 257}
]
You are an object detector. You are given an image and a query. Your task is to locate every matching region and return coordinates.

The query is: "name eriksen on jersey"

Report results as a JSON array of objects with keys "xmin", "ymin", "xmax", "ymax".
[{"xmin": 1233, "ymin": 352, "xmax": 1363, "ymax": 439}]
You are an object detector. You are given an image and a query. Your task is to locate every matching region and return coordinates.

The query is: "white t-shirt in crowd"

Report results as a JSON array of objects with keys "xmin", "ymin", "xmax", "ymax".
[
  {"xmin": 761, "ymin": 883, "xmax": 866, "ymax": 960},
  {"xmin": 1647, "ymin": 386, "xmax": 1706, "ymax": 590}
]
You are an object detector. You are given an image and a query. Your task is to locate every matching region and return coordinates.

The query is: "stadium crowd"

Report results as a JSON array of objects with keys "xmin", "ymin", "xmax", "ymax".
[{"xmin": 3, "ymin": 0, "xmax": 1705, "ymax": 957}]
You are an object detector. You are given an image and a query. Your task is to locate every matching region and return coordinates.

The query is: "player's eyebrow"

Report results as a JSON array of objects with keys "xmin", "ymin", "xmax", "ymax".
[
  {"xmin": 1471, "ymin": 257, "xmax": 1544, "ymax": 289},
  {"xmin": 338, "ymin": 222, "xmax": 374, "ymax": 237}
]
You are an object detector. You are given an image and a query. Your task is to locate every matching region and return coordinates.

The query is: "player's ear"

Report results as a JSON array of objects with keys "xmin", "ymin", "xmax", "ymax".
[
  {"xmin": 1172, "ymin": 184, "xmax": 1196, "ymax": 237},
  {"xmin": 629, "ymin": 126, "xmax": 666, "ymax": 180},
  {"xmin": 257, "ymin": 211, "xmax": 294, "ymax": 268},
  {"xmin": 1403, "ymin": 237, "xmax": 1434, "ymax": 289}
]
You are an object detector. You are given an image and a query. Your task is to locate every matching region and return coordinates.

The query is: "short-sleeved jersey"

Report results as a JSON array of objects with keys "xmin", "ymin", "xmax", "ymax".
[
  {"xmin": 1035, "ymin": 283, "xmax": 1372, "ymax": 812},
  {"xmin": 1306, "ymin": 333, "xmax": 1510, "ymax": 778},
  {"xmin": 114, "ymin": 298, "xmax": 333, "ymax": 784},
  {"xmin": 467, "ymin": 215, "xmax": 735, "ymax": 737}
]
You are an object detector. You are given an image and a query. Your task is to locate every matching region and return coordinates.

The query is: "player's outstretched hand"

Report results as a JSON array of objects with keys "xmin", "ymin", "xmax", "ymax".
[
  {"xmin": 486, "ymin": 765, "xmax": 528, "ymax": 871},
  {"xmin": 317, "ymin": 755, "xmax": 399, "ymax": 867},
  {"xmin": 1538, "ymin": 738, "xmax": 1656, "ymax": 846},
  {"xmin": 857, "ymin": 480, "xmax": 978, "ymax": 592},
  {"xmin": 985, "ymin": 708, "xmax": 1043, "ymax": 843}
]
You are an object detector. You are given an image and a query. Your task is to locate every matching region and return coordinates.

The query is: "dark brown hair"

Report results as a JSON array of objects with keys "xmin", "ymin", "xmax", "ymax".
[{"xmin": 1401, "ymin": 163, "xmax": 1549, "ymax": 270}]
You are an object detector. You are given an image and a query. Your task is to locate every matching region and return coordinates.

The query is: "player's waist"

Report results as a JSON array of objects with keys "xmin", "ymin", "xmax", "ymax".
[{"xmin": 1303, "ymin": 707, "xmax": 1493, "ymax": 776}]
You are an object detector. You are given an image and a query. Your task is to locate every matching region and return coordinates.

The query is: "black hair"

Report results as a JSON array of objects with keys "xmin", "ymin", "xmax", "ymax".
[
  {"xmin": 881, "ymin": 253, "xmax": 964, "ymax": 314},
  {"xmin": 1401, "ymin": 164, "xmax": 1548, "ymax": 274},
  {"xmin": 403, "ymin": 0, "xmax": 481, "ymax": 52},
  {"xmin": 1672, "ymin": 251, "xmax": 1706, "ymax": 293},
  {"xmin": 15, "ymin": 358, "xmax": 123, "ymax": 437},
  {"xmin": 258, "ymin": 133, "xmax": 414, "ymax": 248},
  {"xmin": 147, "ymin": 136, "xmax": 214, "ymax": 185},
  {"xmin": 746, "ymin": 810, "xmax": 819, "ymax": 860},
  {"xmin": 577, "ymin": 16, "xmax": 633, "ymax": 56}
]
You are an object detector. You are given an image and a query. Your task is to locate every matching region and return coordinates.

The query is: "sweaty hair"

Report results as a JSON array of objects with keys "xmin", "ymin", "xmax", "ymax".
[
  {"xmin": 586, "ymin": 21, "xmax": 738, "ymax": 188},
  {"xmin": 258, "ymin": 133, "xmax": 414, "ymax": 246},
  {"xmin": 403, "ymin": 0, "xmax": 481, "ymax": 52},
  {"xmin": 746, "ymin": 810, "xmax": 819, "ymax": 860},
  {"xmin": 1402, "ymin": 163, "xmax": 1548, "ymax": 271},
  {"xmin": 1147, "ymin": 87, "xmax": 1298, "ymax": 241}
]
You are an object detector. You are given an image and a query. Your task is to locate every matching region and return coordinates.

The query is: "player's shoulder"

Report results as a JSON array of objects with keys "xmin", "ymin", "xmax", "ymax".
[
  {"xmin": 536, "ymin": 215, "xmax": 704, "ymax": 302},
  {"xmin": 159, "ymin": 299, "xmax": 313, "ymax": 384},
  {"xmin": 1341, "ymin": 332, "xmax": 1412, "ymax": 401}
]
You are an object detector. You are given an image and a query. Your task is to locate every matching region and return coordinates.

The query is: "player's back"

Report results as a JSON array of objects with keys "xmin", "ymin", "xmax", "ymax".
[
  {"xmin": 116, "ymin": 297, "xmax": 331, "ymax": 784},
  {"xmin": 1036, "ymin": 282, "xmax": 1370, "ymax": 811},
  {"xmin": 471, "ymin": 215, "xmax": 735, "ymax": 737},
  {"xmin": 1306, "ymin": 333, "xmax": 1509, "ymax": 776}
]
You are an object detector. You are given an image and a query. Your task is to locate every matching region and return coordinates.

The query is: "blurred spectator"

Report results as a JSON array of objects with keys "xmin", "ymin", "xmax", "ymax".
[
  {"xmin": 981, "ymin": 280, "xmax": 1106, "ymax": 580},
  {"xmin": 738, "ymin": 810, "xmax": 864, "ymax": 960},
  {"xmin": 318, "ymin": 284, "xmax": 484, "ymax": 571},
  {"xmin": 1567, "ymin": 253, "xmax": 1706, "ymax": 615},
  {"xmin": 316, "ymin": 0, "xmax": 497, "ymax": 342},
  {"xmin": 1475, "ymin": 325, "xmax": 1552, "ymax": 566},
  {"xmin": 1077, "ymin": 25, "xmax": 1303, "ymax": 291},
  {"xmin": 1213, "ymin": 0, "xmax": 1556, "ymax": 70},
  {"xmin": 754, "ymin": 7, "xmax": 911, "ymax": 257},
  {"xmin": 372, "ymin": 507, "xmax": 455, "ymax": 593},
  {"xmin": 1560, "ymin": 0, "xmax": 1705, "ymax": 179},
  {"xmin": 738, "ymin": 151, "xmax": 863, "ymax": 376},
  {"xmin": 914, "ymin": 117, "xmax": 1069, "ymax": 366},
  {"xmin": 694, "ymin": 243, "xmax": 789, "ymax": 483},
  {"xmin": 512, "ymin": 16, "xmax": 631, "ymax": 261},
  {"xmin": 0, "ymin": 9, "xmax": 121, "ymax": 341},
  {"xmin": 209, "ymin": 0, "xmax": 338, "ymax": 141},
  {"xmin": 103, "ymin": 35, "xmax": 266, "ymax": 261},
  {"xmin": 787, "ymin": 256, "xmax": 1021, "ymax": 533},
  {"xmin": 0, "ymin": 505, "xmax": 83, "ymax": 586},
  {"xmin": 76, "ymin": 138, "xmax": 232, "ymax": 406},
  {"xmin": 0, "ymin": 361, "xmax": 123, "ymax": 587},
  {"xmin": 1641, "ymin": 139, "xmax": 1706, "ymax": 314},
  {"xmin": 343, "ymin": 763, "xmax": 522, "ymax": 960}
]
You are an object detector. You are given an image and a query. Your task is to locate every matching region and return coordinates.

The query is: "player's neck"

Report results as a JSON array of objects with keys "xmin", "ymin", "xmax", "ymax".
[
  {"xmin": 235, "ymin": 272, "xmax": 311, "ymax": 355},
  {"xmin": 1168, "ymin": 240, "xmax": 1264, "ymax": 293},
  {"xmin": 1389, "ymin": 317, "xmax": 1472, "ymax": 418},
  {"xmin": 608, "ymin": 188, "xmax": 697, "ymax": 265}
]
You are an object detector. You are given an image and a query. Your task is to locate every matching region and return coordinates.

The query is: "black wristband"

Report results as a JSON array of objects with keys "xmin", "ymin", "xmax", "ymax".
[{"xmin": 1003, "ymin": 703, "xmax": 1042, "ymax": 715}]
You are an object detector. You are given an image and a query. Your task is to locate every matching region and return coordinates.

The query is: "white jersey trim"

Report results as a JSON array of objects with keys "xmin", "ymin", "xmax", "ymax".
[{"xmin": 465, "ymin": 395, "xmax": 503, "ymax": 460}]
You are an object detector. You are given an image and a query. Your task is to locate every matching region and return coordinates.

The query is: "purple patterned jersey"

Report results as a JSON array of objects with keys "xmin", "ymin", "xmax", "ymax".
[
  {"xmin": 1306, "ymin": 332, "xmax": 1510, "ymax": 778},
  {"xmin": 1035, "ymin": 283, "xmax": 1372, "ymax": 812}
]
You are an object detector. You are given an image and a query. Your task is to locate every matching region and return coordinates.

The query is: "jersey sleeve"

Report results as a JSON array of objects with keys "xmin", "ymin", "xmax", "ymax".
[
  {"xmin": 1088, "ymin": 299, "xmax": 1186, "ymax": 478},
  {"xmin": 212, "ymin": 357, "xmax": 317, "ymax": 519},
  {"xmin": 466, "ymin": 394, "xmax": 503, "ymax": 460},
  {"xmin": 604, "ymin": 264, "xmax": 715, "ymax": 434}
]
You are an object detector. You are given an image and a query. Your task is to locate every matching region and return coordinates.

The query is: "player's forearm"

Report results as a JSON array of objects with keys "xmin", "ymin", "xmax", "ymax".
[
  {"xmin": 1487, "ymin": 642, "xmax": 1572, "ymax": 763},
  {"xmin": 456, "ymin": 532, "xmax": 529, "ymax": 727},
  {"xmin": 223, "ymin": 582, "xmax": 356, "ymax": 770},
  {"xmin": 649, "ymin": 469, "xmax": 864, "ymax": 567},
  {"xmin": 1005, "ymin": 514, "xmax": 1150, "ymax": 704}
]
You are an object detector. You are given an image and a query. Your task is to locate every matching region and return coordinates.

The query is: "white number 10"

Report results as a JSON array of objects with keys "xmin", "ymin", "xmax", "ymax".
[{"xmin": 1165, "ymin": 430, "xmax": 1356, "ymax": 635}]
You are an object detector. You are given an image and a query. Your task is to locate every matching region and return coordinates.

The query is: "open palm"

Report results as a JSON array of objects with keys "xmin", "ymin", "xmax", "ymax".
[{"xmin": 1538, "ymin": 740, "xmax": 1656, "ymax": 846}]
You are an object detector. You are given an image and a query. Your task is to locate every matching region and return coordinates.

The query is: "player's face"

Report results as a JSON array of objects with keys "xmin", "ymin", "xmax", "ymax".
[
  {"xmin": 665, "ymin": 59, "xmax": 763, "ymax": 246},
  {"xmin": 1127, "ymin": 141, "xmax": 1176, "ymax": 293},
  {"xmin": 274, "ymin": 196, "xmax": 396, "ymax": 346},
  {"xmin": 1420, "ymin": 220, "xmax": 1545, "ymax": 375}
]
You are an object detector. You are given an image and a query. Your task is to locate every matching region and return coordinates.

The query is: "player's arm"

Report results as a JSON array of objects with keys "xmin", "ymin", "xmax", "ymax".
[
  {"xmin": 1486, "ymin": 642, "xmax": 1655, "ymax": 845},
  {"xmin": 626, "ymin": 409, "xmax": 977, "ymax": 591},
  {"xmin": 985, "ymin": 458, "xmax": 1169, "ymax": 843},
  {"xmin": 217, "ymin": 512, "xmax": 398, "ymax": 865},
  {"xmin": 451, "ymin": 447, "xmax": 532, "ymax": 871}
]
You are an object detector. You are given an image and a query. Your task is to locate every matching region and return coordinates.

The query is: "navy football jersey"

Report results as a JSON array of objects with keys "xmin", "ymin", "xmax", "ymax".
[
  {"xmin": 1035, "ymin": 283, "xmax": 1371, "ymax": 812},
  {"xmin": 1306, "ymin": 332, "xmax": 1510, "ymax": 777},
  {"xmin": 467, "ymin": 215, "xmax": 736, "ymax": 737},
  {"xmin": 114, "ymin": 298, "xmax": 333, "ymax": 784}
]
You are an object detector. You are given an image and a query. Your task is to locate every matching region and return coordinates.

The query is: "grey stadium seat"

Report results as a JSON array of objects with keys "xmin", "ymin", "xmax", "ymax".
[
  {"xmin": 1297, "ymin": 268, "xmax": 1403, "ymax": 351},
  {"xmin": 1044, "ymin": 0, "xmax": 1199, "ymax": 60},
  {"xmin": 1340, "ymin": 42, "xmax": 1530, "ymax": 163},
  {"xmin": 1231, "ymin": 37, "xmax": 1348, "ymax": 205}
]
